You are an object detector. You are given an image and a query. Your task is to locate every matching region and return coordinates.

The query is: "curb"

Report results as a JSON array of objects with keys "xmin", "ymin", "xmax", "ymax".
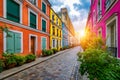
[{"xmin": 0, "ymin": 48, "xmax": 72, "ymax": 79}]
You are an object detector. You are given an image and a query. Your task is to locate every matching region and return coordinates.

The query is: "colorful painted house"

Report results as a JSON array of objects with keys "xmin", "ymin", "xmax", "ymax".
[
  {"xmin": 86, "ymin": 0, "xmax": 120, "ymax": 58},
  {"xmin": 62, "ymin": 22, "xmax": 69, "ymax": 47},
  {"xmin": 59, "ymin": 8, "xmax": 76, "ymax": 47},
  {"xmin": 0, "ymin": 0, "xmax": 51, "ymax": 57},
  {"xmin": 50, "ymin": 8, "xmax": 62, "ymax": 50}
]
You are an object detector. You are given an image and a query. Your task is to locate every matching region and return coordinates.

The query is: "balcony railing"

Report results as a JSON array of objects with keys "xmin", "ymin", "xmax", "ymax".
[{"xmin": 107, "ymin": 47, "xmax": 117, "ymax": 57}]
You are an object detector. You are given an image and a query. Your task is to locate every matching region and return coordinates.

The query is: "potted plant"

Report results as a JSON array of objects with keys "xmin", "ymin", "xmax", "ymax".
[
  {"xmin": 15, "ymin": 56, "xmax": 26, "ymax": 66},
  {"xmin": 5, "ymin": 56, "xmax": 17, "ymax": 69},
  {"xmin": 52, "ymin": 48, "xmax": 58, "ymax": 54},
  {"xmin": 25, "ymin": 54, "xmax": 36, "ymax": 63}
]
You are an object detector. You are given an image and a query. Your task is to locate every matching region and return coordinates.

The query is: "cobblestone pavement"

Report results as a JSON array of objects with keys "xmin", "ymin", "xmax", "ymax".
[{"xmin": 4, "ymin": 47, "xmax": 81, "ymax": 80}]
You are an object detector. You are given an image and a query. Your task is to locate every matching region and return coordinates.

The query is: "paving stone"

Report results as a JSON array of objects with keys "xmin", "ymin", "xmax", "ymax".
[{"xmin": 4, "ymin": 47, "xmax": 82, "ymax": 80}]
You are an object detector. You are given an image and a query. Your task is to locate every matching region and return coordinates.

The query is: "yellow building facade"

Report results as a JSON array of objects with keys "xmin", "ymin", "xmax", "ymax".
[{"xmin": 50, "ymin": 8, "xmax": 62, "ymax": 50}]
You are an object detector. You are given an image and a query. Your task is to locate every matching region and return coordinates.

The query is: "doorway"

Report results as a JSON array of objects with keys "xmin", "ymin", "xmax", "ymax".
[{"xmin": 30, "ymin": 36, "xmax": 36, "ymax": 54}]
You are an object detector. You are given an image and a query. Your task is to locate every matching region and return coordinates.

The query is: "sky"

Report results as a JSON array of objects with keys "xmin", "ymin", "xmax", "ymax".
[{"xmin": 48, "ymin": 0, "xmax": 90, "ymax": 32}]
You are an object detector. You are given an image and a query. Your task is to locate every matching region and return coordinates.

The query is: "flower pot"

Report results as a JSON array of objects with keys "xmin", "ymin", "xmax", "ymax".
[{"xmin": 6, "ymin": 63, "xmax": 16, "ymax": 69}]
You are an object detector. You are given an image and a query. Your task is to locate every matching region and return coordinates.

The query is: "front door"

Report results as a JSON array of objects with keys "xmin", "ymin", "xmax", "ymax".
[{"xmin": 31, "ymin": 36, "xmax": 35, "ymax": 54}]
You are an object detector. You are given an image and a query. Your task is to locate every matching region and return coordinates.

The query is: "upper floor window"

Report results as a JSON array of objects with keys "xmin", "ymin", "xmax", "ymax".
[
  {"xmin": 97, "ymin": 0, "xmax": 102, "ymax": 21},
  {"xmin": 42, "ymin": 2, "xmax": 46, "ymax": 14},
  {"xmin": 28, "ymin": 0, "xmax": 36, "ymax": 5},
  {"xmin": 30, "ymin": 12, "xmax": 37, "ymax": 29},
  {"xmin": 7, "ymin": 0, "xmax": 20, "ymax": 23},
  {"xmin": 105, "ymin": 0, "xmax": 115, "ymax": 10},
  {"xmin": 52, "ymin": 14, "xmax": 55, "ymax": 21},
  {"xmin": 52, "ymin": 26, "xmax": 55, "ymax": 35},
  {"xmin": 56, "ymin": 18, "xmax": 58, "ymax": 25},
  {"xmin": 42, "ymin": 18, "xmax": 47, "ymax": 32}
]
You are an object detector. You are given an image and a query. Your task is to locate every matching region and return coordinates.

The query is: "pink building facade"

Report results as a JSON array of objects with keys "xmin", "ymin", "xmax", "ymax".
[{"xmin": 86, "ymin": 0, "xmax": 120, "ymax": 58}]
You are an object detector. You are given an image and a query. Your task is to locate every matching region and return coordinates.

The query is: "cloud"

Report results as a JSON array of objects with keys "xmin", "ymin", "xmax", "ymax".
[{"xmin": 48, "ymin": 0, "xmax": 90, "ymax": 32}]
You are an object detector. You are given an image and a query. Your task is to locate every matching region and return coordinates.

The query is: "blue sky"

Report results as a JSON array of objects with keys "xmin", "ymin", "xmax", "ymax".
[{"xmin": 48, "ymin": 0, "xmax": 90, "ymax": 32}]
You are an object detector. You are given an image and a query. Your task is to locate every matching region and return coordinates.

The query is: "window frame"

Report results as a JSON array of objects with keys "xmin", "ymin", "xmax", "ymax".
[
  {"xmin": 41, "ymin": 18, "xmax": 47, "ymax": 32},
  {"xmin": 106, "ymin": 15, "xmax": 118, "ymax": 58},
  {"xmin": 4, "ymin": 30, "xmax": 23, "ymax": 53},
  {"xmin": 4, "ymin": 0, "xmax": 22, "ymax": 23},
  {"xmin": 29, "ymin": 34, "xmax": 38, "ymax": 55},
  {"xmin": 28, "ymin": 0, "xmax": 38, "ymax": 6},
  {"xmin": 28, "ymin": 8, "xmax": 38, "ymax": 29},
  {"xmin": 41, "ymin": 0, "xmax": 47, "ymax": 14},
  {"xmin": 41, "ymin": 36, "xmax": 47, "ymax": 50}
]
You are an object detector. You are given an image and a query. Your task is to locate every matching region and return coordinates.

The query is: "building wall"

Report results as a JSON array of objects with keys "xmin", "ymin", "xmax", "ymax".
[
  {"xmin": 50, "ymin": 8, "xmax": 62, "ymax": 50},
  {"xmin": 0, "ymin": 0, "xmax": 50, "ymax": 57},
  {"xmin": 87, "ymin": 0, "xmax": 120, "ymax": 58},
  {"xmin": 62, "ymin": 23, "xmax": 69, "ymax": 47},
  {"xmin": 60, "ymin": 8, "xmax": 76, "ymax": 46}
]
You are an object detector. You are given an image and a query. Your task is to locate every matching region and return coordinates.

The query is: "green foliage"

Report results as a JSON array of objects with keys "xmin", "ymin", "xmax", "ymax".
[
  {"xmin": 42, "ymin": 49, "xmax": 54, "ymax": 56},
  {"xmin": 5, "ymin": 54, "xmax": 17, "ymax": 66},
  {"xmin": 25, "ymin": 54, "xmax": 36, "ymax": 61},
  {"xmin": 14, "ymin": 56, "xmax": 26, "ymax": 66},
  {"xmin": 78, "ymin": 49, "xmax": 120, "ymax": 80},
  {"xmin": 0, "ymin": 60, "xmax": 4, "ymax": 73},
  {"xmin": 80, "ymin": 29, "xmax": 106, "ymax": 51},
  {"xmin": 52, "ymin": 48, "xmax": 58, "ymax": 53}
]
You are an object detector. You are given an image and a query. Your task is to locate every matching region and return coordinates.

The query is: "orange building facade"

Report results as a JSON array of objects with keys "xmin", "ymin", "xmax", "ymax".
[{"xmin": 0, "ymin": 0, "xmax": 51, "ymax": 57}]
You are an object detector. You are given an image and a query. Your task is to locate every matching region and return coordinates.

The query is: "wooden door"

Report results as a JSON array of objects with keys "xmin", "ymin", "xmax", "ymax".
[{"xmin": 31, "ymin": 36, "xmax": 35, "ymax": 54}]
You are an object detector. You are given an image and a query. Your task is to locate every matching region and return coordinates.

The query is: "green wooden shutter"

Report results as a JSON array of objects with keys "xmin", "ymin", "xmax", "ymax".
[
  {"xmin": 42, "ymin": 38, "xmax": 46, "ymax": 50},
  {"xmin": 30, "ymin": 12, "xmax": 36, "ymax": 29},
  {"xmin": 7, "ymin": 0, "xmax": 20, "ymax": 23},
  {"xmin": 42, "ymin": 19, "xmax": 46, "ymax": 32},
  {"xmin": 42, "ymin": 2, "xmax": 46, "ymax": 13},
  {"xmin": 15, "ymin": 33, "xmax": 21, "ymax": 53},
  {"xmin": 6, "ymin": 31, "xmax": 14, "ymax": 53}
]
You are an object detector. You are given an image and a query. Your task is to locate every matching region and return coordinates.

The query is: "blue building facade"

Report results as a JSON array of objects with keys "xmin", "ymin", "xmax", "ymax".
[{"xmin": 62, "ymin": 23, "xmax": 69, "ymax": 47}]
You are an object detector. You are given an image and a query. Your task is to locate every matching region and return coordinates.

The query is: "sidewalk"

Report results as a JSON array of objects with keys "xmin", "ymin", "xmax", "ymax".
[{"xmin": 0, "ymin": 48, "xmax": 72, "ymax": 80}]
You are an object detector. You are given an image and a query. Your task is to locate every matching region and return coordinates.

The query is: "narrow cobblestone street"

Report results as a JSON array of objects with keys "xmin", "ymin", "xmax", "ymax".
[{"xmin": 4, "ymin": 47, "xmax": 81, "ymax": 80}]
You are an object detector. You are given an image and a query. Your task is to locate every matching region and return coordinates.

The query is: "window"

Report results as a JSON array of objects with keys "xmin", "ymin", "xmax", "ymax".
[
  {"xmin": 52, "ymin": 39, "xmax": 55, "ymax": 48},
  {"xmin": 6, "ymin": 31, "xmax": 21, "ymax": 53},
  {"xmin": 28, "ymin": 0, "xmax": 36, "ymax": 5},
  {"xmin": 42, "ymin": 19, "xmax": 46, "ymax": 32},
  {"xmin": 42, "ymin": 37, "xmax": 46, "ymax": 50},
  {"xmin": 107, "ymin": 19, "xmax": 117, "ymax": 57},
  {"xmin": 52, "ymin": 14, "xmax": 54, "ymax": 21},
  {"xmin": 7, "ymin": 0, "xmax": 20, "ymax": 23},
  {"xmin": 56, "ymin": 18, "xmax": 58, "ymax": 25},
  {"xmin": 52, "ymin": 26, "xmax": 55, "ymax": 35},
  {"xmin": 97, "ymin": 0, "xmax": 102, "ymax": 21},
  {"xmin": 57, "ymin": 29, "xmax": 58, "ymax": 36},
  {"xmin": 105, "ymin": 0, "xmax": 115, "ymax": 10},
  {"xmin": 98, "ymin": 28, "xmax": 102, "ymax": 37},
  {"xmin": 30, "ymin": 12, "xmax": 37, "ymax": 29},
  {"xmin": 60, "ymin": 31, "xmax": 61, "ymax": 37},
  {"xmin": 42, "ymin": 2, "xmax": 46, "ymax": 14}
]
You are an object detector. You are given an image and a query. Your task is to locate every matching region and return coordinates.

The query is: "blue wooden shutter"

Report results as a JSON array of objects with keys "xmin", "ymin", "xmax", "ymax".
[
  {"xmin": 15, "ymin": 33, "xmax": 21, "ymax": 53},
  {"xmin": 42, "ymin": 38, "xmax": 46, "ymax": 50},
  {"xmin": 7, "ymin": 0, "xmax": 20, "ymax": 23},
  {"xmin": 6, "ymin": 31, "xmax": 14, "ymax": 53},
  {"xmin": 30, "ymin": 12, "xmax": 36, "ymax": 29}
]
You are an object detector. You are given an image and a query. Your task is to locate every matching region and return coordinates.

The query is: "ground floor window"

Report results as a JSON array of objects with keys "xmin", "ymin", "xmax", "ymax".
[
  {"xmin": 6, "ymin": 31, "xmax": 21, "ymax": 53},
  {"xmin": 106, "ymin": 17, "xmax": 117, "ymax": 57},
  {"xmin": 52, "ymin": 39, "xmax": 55, "ymax": 48},
  {"xmin": 42, "ymin": 37, "xmax": 47, "ymax": 50}
]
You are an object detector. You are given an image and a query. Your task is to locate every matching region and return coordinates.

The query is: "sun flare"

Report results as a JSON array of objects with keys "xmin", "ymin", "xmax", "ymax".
[{"xmin": 79, "ymin": 30, "xmax": 85, "ymax": 38}]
